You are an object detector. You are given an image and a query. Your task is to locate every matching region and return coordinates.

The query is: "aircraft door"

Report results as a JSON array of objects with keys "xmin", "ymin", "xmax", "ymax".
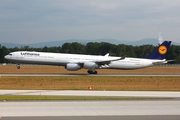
[
  {"xmin": 56, "ymin": 55, "xmax": 60, "ymax": 61},
  {"xmin": 15, "ymin": 53, "xmax": 21, "ymax": 59},
  {"xmin": 140, "ymin": 60, "xmax": 144, "ymax": 66}
]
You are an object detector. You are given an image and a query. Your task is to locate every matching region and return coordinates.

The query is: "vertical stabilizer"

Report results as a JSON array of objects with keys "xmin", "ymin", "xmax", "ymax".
[{"xmin": 146, "ymin": 41, "xmax": 171, "ymax": 60}]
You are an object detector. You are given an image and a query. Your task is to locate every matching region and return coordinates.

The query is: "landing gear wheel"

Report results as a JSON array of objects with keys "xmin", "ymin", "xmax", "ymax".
[
  {"xmin": 16, "ymin": 64, "xmax": 20, "ymax": 69},
  {"xmin": 87, "ymin": 70, "xmax": 92, "ymax": 74},
  {"xmin": 93, "ymin": 71, "xmax": 97, "ymax": 74},
  {"xmin": 87, "ymin": 70, "xmax": 98, "ymax": 74}
]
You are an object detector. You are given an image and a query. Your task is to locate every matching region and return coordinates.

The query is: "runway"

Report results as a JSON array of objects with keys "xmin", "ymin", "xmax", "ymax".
[
  {"xmin": 1, "ymin": 90, "xmax": 180, "ymax": 98},
  {"xmin": 0, "ymin": 100, "xmax": 180, "ymax": 116},
  {"xmin": 0, "ymin": 73, "xmax": 180, "ymax": 76},
  {"xmin": 2, "ymin": 116, "xmax": 180, "ymax": 120},
  {"xmin": 0, "ymin": 90, "xmax": 180, "ymax": 120},
  {"xmin": 0, "ymin": 70, "xmax": 180, "ymax": 120},
  {"xmin": 0, "ymin": 100, "xmax": 180, "ymax": 120}
]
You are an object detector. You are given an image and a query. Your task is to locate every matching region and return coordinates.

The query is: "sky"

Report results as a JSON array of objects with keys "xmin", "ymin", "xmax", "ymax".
[{"xmin": 0, "ymin": 0, "xmax": 180, "ymax": 44}]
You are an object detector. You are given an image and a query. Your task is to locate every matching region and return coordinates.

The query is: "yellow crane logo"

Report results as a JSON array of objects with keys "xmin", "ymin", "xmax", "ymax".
[{"xmin": 158, "ymin": 45, "xmax": 167, "ymax": 55}]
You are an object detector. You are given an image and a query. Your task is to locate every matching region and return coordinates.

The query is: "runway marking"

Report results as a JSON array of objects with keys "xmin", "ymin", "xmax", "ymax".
[{"xmin": 1, "ymin": 90, "xmax": 180, "ymax": 98}]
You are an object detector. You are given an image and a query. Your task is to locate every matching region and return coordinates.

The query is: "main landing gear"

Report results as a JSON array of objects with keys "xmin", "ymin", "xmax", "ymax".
[
  {"xmin": 16, "ymin": 64, "xmax": 20, "ymax": 69},
  {"xmin": 87, "ymin": 70, "xmax": 98, "ymax": 74}
]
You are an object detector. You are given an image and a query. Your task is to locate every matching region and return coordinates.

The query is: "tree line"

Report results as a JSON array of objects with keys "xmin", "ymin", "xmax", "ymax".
[{"xmin": 0, "ymin": 42, "xmax": 180, "ymax": 63}]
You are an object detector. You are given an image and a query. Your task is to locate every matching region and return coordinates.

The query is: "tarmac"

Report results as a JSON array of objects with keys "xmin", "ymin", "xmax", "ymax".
[{"xmin": 0, "ymin": 90, "xmax": 180, "ymax": 120}]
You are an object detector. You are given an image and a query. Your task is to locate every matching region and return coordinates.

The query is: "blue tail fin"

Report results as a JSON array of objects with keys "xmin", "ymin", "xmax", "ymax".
[{"xmin": 145, "ymin": 41, "xmax": 171, "ymax": 60}]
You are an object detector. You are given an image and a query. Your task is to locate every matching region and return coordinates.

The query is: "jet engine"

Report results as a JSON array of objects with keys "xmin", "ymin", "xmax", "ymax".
[
  {"xmin": 83, "ymin": 62, "xmax": 98, "ymax": 69},
  {"xmin": 66, "ymin": 63, "xmax": 80, "ymax": 71}
]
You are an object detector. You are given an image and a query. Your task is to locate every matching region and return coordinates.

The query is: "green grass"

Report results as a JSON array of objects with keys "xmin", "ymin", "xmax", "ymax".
[{"xmin": 0, "ymin": 95, "xmax": 172, "ymax": 101}]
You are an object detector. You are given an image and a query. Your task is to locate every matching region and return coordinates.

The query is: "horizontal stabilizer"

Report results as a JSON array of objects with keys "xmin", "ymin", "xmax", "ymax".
[{"xmin": 152, "ymin": 59, "xmax": 175, "ymax": 65}]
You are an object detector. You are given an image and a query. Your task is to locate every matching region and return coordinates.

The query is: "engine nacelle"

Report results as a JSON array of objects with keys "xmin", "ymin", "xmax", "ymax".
[
  {"xmin": 66, "ymin": 63, "xmax": 80, "ymax": 71},
  {"xmin": 83, "ymin": 62, "xmax": 98, "ymax": 69}
]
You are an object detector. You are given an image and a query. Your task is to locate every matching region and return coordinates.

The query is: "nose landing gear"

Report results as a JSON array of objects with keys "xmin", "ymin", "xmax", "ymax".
[{"xmin": 16, "ymin": 64, "xmax": 20, "ymax": 69}]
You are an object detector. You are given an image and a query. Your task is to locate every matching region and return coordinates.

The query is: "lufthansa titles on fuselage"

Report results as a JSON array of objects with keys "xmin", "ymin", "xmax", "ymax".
[{"xmin": 21, "ymin": 52, "xmax": 40, "ymax": 56}]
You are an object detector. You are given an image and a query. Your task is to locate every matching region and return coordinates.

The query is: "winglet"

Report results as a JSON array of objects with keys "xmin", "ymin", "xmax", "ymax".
[
  {"xmin": 104, "ymin": 53, "xmax": 109, "ymax": 57},
  {"xmin": 119, "ymin": 55, "xmax": 126, "ymax": 60},
  {"xmin": 145, "ymin": 41, "xmax": 171, "ymax": 60}
]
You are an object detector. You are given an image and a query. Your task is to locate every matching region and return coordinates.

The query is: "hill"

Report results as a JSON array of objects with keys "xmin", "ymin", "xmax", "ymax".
[{"xmin": 1, "ymin": 38, "xmax": 179, "ymax": 48}]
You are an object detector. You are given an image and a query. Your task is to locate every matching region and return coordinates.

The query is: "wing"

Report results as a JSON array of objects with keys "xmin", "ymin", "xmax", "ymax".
[
  {"xmin": 95, "ymin": 55, "xmax": 126, "ymax": 65},
  {"xmin": 83, "ymin": 55, "xmax": 125, "ymax": 69},
  {"xmin": 65, "ymin": 55, "xmax": 126, "ymax": 71}
]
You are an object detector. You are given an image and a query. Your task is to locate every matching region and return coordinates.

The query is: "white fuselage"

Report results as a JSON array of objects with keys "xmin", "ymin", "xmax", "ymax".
[{"xmin": 4, "ymin": 51, "xmax": 164, "ymax": 70}]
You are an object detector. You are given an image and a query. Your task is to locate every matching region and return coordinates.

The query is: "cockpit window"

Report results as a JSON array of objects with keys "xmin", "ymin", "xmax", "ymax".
[{"xmin": 8, "ymin": 54, "xmax": 12, "ymax": 56}]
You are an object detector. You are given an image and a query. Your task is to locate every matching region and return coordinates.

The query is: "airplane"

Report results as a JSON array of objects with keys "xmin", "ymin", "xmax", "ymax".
[{"xmin": 4, "ymin": 41, "xmax": 172, "ymax": 74}]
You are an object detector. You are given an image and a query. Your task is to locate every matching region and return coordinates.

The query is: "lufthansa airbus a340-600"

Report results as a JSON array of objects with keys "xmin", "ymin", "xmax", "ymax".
[{"xmin": 5, "ymin": 41, "xmax": 172, "ymax": 74}]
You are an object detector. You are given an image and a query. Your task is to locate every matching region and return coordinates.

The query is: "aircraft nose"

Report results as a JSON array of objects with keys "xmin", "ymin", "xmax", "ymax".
[{"xmin": 4, "ymin": 55, "xmax": 9, "ymax": 60}]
